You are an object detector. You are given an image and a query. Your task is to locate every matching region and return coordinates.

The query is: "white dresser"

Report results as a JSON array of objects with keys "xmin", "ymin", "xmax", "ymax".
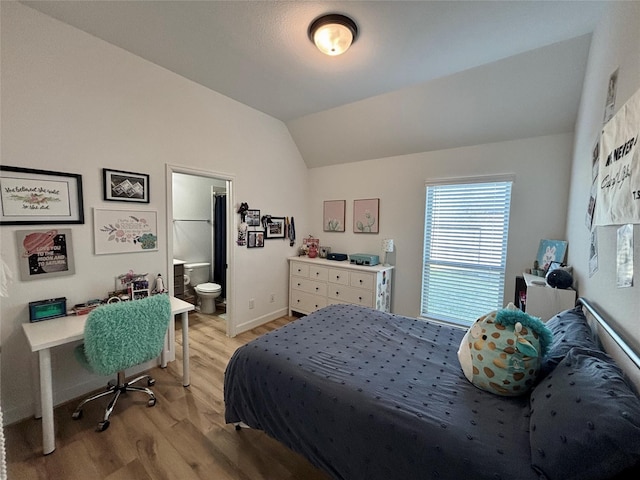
[{"xmin": 288, "ymin": 257, "xmax": 393, "ymax": 316}]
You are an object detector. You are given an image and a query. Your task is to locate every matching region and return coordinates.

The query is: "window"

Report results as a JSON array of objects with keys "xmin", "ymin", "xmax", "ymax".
[{"xmin": 421, "ymin": 177, "xmax": 513, "ymax": 325}]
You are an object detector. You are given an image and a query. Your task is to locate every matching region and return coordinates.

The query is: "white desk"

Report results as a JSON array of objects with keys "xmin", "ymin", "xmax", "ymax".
[{"xmin": 22, "ymin": 296, "xmax": 194, "ymax": 455}]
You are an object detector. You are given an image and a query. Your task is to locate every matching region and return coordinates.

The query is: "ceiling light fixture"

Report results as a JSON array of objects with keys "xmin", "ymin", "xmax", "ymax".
[{"xmin": 308, "ymin": 14, "xmax": 358, "ymax": 56}]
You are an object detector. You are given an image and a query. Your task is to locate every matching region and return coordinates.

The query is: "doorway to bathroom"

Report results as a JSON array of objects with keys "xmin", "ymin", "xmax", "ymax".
[{"xmin": 166, "ymin": 165, "xmax": 234, "ymax": 337}]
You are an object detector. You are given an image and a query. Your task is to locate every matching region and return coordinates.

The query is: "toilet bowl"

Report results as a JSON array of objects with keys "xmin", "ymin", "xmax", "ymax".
[
  {"xmin": 194, "ymin": 282, "xmax": 222, "ymax": 314},
  {"xmin": 184, "ymin": 262, "xmax": 222, "ymax": 314}
]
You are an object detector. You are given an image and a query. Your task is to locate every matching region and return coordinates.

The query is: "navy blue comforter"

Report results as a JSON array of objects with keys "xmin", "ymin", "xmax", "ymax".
[{"xmin": 224, "ymin": 304, "xmax": 539, "ymax": 480}]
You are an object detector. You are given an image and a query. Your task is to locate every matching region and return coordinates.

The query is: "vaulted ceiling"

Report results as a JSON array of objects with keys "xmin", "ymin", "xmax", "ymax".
[{"xmin": 22, "ymin": 1, "xmax": 607, "ymax": 167}]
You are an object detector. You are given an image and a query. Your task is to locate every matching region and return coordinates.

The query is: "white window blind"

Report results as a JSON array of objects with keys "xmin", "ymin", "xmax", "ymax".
[{"xmin": 421, "ymin": 179, "xmax": 513, "ymax": 325}]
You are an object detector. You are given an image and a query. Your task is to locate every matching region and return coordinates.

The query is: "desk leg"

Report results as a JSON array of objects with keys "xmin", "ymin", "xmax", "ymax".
[
  {"xmin": 181, "ymin": 311, "xmax": 189, "ymax": 387},
  {"xmin": 39, "ymin": 348, "xmax": 55, "ymax": 455},
  {"xmin": 161, "ymin": 329, "xmax": 168, "ymax": 368}
]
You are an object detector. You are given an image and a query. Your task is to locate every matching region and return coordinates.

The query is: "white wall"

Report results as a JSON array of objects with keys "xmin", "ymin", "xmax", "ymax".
[
  {"xmin": 308, "ymin": 133, "xmax": 574, "ymax": 319},
  {"xmin": 566, "ymin": 2, "xmax": 640, "ymax": 353},
  {"xmin": 0, "ymin": 3, "xmax": 308, "ymax": 424}
]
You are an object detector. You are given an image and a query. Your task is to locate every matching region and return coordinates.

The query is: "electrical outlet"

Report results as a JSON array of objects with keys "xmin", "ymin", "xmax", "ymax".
[
  {"xmin": 270, "ymin": 293, "xmax": 275, "ymax": 303},
  {"xmin": 249, "ymin": 298, "xmax": 255, "ymax": 309}
]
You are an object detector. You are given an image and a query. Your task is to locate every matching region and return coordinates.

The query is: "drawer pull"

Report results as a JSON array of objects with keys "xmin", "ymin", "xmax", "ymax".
[
  {"xmin": 315, "ymin": 287, "xmax": 319, "ymax": 291},
  {"xmin": 297, "ymin": 283, "xmax": 301, "ymax": 286},
  {"xmin": 359, "ymin": 279, "xmax": 363, "ymax": 284},
  {"xmin": 358, "ymin": 296, "xmax": 362, "ymax": 301},
  {"xmin": 335, "ymin": 291, "xmax": 339, "ymax": 296},
  {"xmin": 335, "ymin": 275, "xmax": 340, "ymax": 279}
]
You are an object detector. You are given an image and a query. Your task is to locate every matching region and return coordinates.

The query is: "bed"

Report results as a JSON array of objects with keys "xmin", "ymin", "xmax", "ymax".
[{"xmin": 224, "ymin": 302, "xmax": 640, "ymax": 480}]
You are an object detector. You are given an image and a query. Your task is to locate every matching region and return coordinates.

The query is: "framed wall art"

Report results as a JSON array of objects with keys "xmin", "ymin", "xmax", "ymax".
[
  {"xmin": 103, "ymin": 168, "xmax": 149, "ymax": 203},
  {"xmin": 0, "ymin": 166, "xmax": 84, "ymax": 225},
  {"xmin": 94, "ymin": 208, "xmax": 158, "ymax": 254},
  {"xmin": 246, "ymin": 209, "xmax": 261, "ymax": 227},
  {"xmin": 323, "ymin": 200, "xmax": 345, "ymax": 232},
  {"xmin": 247, "ymin": 230, "xmax": 264, "ymax": 248},
  {"xmin": 353, "ymin": 198, "xmax": 379, "ymax": 233},
  {"xmin": 264, "ymin": 217, "xmax": 286, "ymax": 239},
  {"xmin": 16, "ymin": 228, "xmax": 75, "ymax": 281},
  {"xmin": 536, "ymin": 239, "xmax": 568, "ymax": 271}
]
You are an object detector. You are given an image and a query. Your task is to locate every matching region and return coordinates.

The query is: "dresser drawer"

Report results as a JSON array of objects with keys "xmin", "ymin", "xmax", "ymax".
[
  {"xmin": 328, "ymin": 268, "xmax": 350, "ymax": 285},
  {"xmin": 309, "ymin": 266, "xmax": 329, "ymax": 282},
  {"xmin": 291, "ymin": 262, "xmax": 309, "ymax": 278},
  {"xmin": 290, "ymin": 290, "xmax": 327, "ymax": 314},
  {"xmin": 291, "ymin": 278, "xmax": 328, "ymax": 297},
  {"xmin": 327, "ymin": 285, "xmax": 373, "ymax": 307},
  {"xmin": 350, "ymin": 272, "xmax": 374, "ymax": 290}
]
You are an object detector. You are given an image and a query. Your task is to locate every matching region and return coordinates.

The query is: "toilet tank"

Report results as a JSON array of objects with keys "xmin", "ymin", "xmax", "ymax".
[{"xmin": 184, "ymin": 262, "xmax": 210, "ymax": 286}]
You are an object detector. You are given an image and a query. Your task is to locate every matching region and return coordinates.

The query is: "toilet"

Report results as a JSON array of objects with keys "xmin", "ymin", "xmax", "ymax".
[{"xmin": 184, "ymin": 262, "xmax": 222, "ymax": 314}]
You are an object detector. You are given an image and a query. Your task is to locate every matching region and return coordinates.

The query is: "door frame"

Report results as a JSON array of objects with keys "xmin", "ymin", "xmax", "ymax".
[{"xmin": 166, "ymin": 163, "xmax": 235, "ymax": 338}]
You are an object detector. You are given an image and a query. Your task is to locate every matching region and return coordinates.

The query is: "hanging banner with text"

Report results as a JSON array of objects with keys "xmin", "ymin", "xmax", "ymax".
[{"xmin": 595, "ymin": 87, "xmax": 640, "ymax": 226}]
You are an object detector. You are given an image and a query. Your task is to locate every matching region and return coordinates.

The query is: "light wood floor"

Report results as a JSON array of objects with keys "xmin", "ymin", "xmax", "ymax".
[{"xmin": 6, "ymin": 312, "xmax": 331, "ymax": 480}]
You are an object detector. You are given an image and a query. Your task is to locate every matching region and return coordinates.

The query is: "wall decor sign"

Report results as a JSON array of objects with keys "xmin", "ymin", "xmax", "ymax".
[
  {"xmin": 594, "ymin": 86, "xmax": 640, "ymax": 226},
  {"xmin": 247, "ymin": 230, "xmax": 264, "ymax": 248},
  {"xmin": 264, "ymin": 216, "xmax": 286, "ymax": 239},
  {"xmin": 323, "ymin": 200, "xmax": 345, "ymax": 232},
  {"xmin": 0, "ymin": 166, "xmax": 84, "ymax": 225},
  {"xmin": 103, "ymin": 168, "xmax": 149, "ymax": 203},
  {"xmin": 353, "ymin": 198, "xmax": 379, "ymax": 233},
  {"xmin": 94, "ymin": 208, "xmax": 158, "ymax": 254},
  {"xmin": 16, "ymin": 228, "xmax": 75, "ymax": 281}
]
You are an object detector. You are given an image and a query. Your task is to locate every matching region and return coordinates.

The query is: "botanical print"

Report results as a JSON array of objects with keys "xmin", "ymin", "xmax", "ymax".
[
  {"xmin": 353, "ymin": 198, "xmax": 379, "ymax": 233},
  {"xmin": 323, "ymin": 200, "xmax": 345, "ymax": 232},
  {"xmin": 1, "ymin": 177, "xmax": 70, "ymax": 217},
  {"xmin": 94, "ymin": 209, "xmax": 158, "ymax": 254}
]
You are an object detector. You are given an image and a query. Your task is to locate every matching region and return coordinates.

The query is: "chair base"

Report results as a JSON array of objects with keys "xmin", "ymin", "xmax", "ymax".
[{"xmin": 71, "ymin": 370, "xmax": 157, "ymax": 431}]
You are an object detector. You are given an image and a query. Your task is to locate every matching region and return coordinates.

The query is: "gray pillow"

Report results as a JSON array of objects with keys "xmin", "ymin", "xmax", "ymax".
[
  {"xmin": 530, "ymin": 348, "xmax": 640, "ymax": 480},
  {"xmin": 541, "ymin": 307, "xmax": 598, "ymax": 375}
]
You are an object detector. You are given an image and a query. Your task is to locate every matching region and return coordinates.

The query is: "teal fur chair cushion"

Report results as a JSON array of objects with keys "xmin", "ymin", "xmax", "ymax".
[
  {"xmin": 458, "ymin": 303, "xmax": 553, "ymax": 396},
  {"xmin": 76, "ymin": 294, "xmax": 172, "ymax": 376}
]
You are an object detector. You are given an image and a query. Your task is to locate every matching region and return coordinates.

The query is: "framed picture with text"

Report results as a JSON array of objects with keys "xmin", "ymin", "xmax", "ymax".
[{"xmin": 0, "ymin": 166, "xmax": 84, "ymax": 225}]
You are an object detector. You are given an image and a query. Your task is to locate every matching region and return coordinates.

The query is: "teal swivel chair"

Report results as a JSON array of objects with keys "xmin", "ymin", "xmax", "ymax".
[{"xmin": 71, "ymin": 294, "xmax": 172, "ymax": 431}]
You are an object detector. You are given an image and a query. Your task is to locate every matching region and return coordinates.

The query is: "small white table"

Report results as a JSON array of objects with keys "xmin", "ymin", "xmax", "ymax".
[{"xmin": 22, "ymin": 296, "xmax": 194, "ymax": 455}]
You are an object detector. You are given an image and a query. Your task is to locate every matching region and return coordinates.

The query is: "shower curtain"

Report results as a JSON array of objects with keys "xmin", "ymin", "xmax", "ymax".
[{"xmin": 214, "ymin": 194, "xmax": 227, "ymax": 298}]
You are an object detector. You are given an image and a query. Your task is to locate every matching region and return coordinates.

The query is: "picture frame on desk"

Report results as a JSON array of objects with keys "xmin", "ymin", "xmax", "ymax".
[{"xmin": 0, "ymin": 166, "xmax": 84, "ymax": 225}]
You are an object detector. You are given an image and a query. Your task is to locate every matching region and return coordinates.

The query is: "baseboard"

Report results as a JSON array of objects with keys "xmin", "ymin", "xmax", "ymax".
[{"xmin": 234, "ymin": 308, "xmax": 288, "ymax": 336}]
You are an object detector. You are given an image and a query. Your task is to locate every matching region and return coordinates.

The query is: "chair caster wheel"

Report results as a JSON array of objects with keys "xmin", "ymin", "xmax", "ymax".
[
  {"xmin": 97, "ymin": 420, "xmax": 110, "ymax": 432},
  {"xmin": 148, "ymin": 398, "xmax": 157, "ymax": 407},
  {"xmin": 147, "ymin": 378, "xmax": 156, "ymax": 387},
  {"xmin": 235, "ymin": 424, "xmax": 242, "ymax": 431},
  {"xmin": 71, "ymin": 410, "xmax": 82, "ymax": 420}
]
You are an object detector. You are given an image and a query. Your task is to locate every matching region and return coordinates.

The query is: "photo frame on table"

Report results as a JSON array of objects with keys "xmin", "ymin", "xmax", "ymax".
[
  {"xmin": 353, "ymin": 198, "xmax": 379, "ymax": 233},
  {"xmin": 103, "ymin": 168, "xmax": 149, "ymax": 203},
  {"xmin": 247, "ymin": 230, "xmax": 264, "ymax": 248},
  {"xmin": 93, "ymin": 208, "xmax": 158, "ymax": 255},
  {"xmin": 0, "ymin": 166, "xmax": 84, "ymax": 225},
  {"xmin": 264, "ymin": 217, "xmax": 286, "ymax": 239},
  {"xmin": 246, "ymin": 209, "xmax": 261, "ymax": 227},
  {"xmin": 536, "ymin": 239, "xmax": 568, "ymax": 271},
  {"xmin": 323, "ymin": 200, "xmax": 346, "ymax": 232},
  {"xmin": 16, "ymin": 228, "xmax": 75, "ymax": 281}
]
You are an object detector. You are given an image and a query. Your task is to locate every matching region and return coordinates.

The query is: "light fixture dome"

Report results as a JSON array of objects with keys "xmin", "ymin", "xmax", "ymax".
[{"xmin": 308, "ymin": 14, "xmax": 358, "ymax": 56}]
